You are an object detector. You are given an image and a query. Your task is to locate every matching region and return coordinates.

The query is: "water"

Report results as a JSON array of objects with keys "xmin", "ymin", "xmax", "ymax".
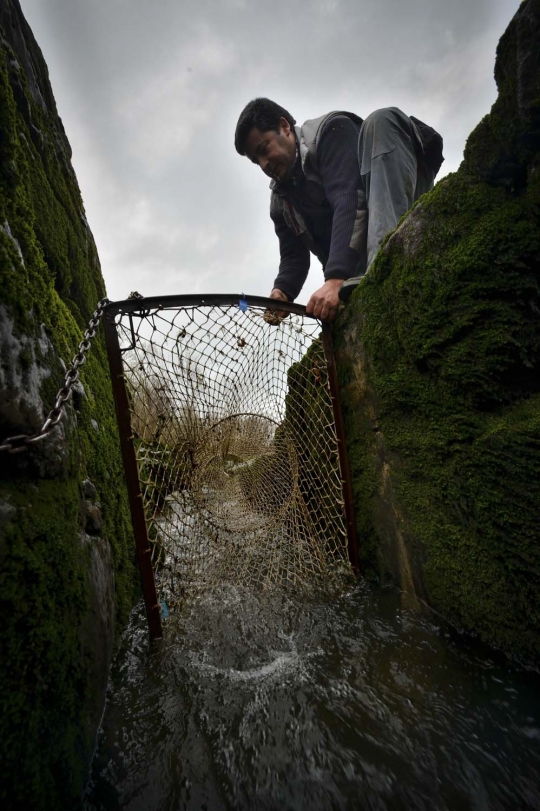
[{"xmin": 85, "ymin": 582, "xmax": 540, "ymax": 810}]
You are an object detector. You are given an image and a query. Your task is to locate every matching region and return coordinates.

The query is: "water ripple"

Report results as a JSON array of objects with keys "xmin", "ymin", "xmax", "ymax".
[{"xmin": 85, "ymin": 583, "xmax": 540, "ymax": 811}]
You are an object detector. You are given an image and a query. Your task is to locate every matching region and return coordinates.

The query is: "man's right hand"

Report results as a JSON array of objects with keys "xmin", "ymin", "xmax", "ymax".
[{"xmin": 264, "ymin": 288, "xmax": 289, "ymax": 324}]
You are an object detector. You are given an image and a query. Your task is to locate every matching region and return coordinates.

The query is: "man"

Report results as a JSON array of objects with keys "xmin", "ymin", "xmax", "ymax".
[{"xmin": 234, "ymin": 99, "xmax": 443, "ymax": 321}]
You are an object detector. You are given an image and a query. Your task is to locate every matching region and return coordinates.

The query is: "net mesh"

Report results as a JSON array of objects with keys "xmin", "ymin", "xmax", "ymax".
[{"xmin": 114, "ymin": 301, "xmax": 351, "ymax": 612}]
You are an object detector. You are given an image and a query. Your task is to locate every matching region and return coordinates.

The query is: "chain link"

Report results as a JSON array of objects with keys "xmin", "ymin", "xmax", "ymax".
[{"xmin": 0, "ymin": 297, "xmax": 110, "ymax": 454}]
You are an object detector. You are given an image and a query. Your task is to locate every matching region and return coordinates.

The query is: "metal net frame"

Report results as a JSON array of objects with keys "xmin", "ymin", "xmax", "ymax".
[{"xmin": 103, "ymin": 295, "xmax": 358, "ymax": 638}]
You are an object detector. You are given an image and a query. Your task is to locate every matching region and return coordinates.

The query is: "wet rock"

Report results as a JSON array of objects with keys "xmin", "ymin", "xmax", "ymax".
[
  {"xmin": 335, "ymin": 0, "xmax": 540, "ymax": 660},
  {"xmin": 0, "ymin": 305, "xmax": 55, "ymax": 432},
  {"xmin": 71, "ymin": 379, "xmax": 86, "ymax": 410},
  {"xmin": 82, "ymin": 478, "xmax": 97, "ymax": 500},
  {"xmin": 0, "ymin": 219, "xmax": 24, "ymax": 262},
  {"xmin": 85, "ymin": 503, "xmax": 102, "ymax": 535},
  {"xmin": 0, "ymin": 2, "xmax": 137, "ymax": 807},
  {"xmin": 0, "ymin": 499, "xmax": 16, "ymax": 524},
  {"xmin": 77, "ymin": 532, "xmax": 115, "ymax": 762}
]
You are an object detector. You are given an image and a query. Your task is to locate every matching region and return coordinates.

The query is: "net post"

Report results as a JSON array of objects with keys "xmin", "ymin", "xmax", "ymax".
[
  {"xmin": 103, "ymin": 310, "xmax": 163, "ymax": 640},
  {"xmin": 321, "ymin": 322, "xmax": 360, "ymax": 576}
]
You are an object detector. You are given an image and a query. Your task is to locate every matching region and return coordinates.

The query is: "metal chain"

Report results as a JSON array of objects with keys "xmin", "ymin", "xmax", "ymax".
[{"xmin": 0, "ymin": 297, "xmax": 110, "ymax": 455}]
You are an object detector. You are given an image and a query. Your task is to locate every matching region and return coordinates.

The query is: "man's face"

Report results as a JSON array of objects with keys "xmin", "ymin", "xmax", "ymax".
[{"xmin": 245, "ymin": 117, "xmax": 296, "ymax": 182}]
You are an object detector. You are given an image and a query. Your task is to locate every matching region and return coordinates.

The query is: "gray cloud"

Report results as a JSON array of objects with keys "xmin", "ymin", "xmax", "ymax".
[{"xmin": 20, "ymin": 0, "xmax": 520, "ymax": 303}]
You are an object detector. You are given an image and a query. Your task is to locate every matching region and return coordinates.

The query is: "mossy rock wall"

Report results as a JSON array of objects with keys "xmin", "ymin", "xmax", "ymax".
[
  {"xmin": 335, "ymin": 0, "xmax": 540, "ymax": 660},
  {"xmin": 284, "ymin": 338, "xmax": 345, "ymax": 547},
  {"xmin": 0, "ymin": 2, "xmax": 138, "ymax": 807}
]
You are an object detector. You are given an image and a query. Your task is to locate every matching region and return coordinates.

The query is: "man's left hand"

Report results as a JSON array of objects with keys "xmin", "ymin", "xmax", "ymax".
[{"xmin": 306, "ymin": 279, "xmax": 344, "ymax": 322}]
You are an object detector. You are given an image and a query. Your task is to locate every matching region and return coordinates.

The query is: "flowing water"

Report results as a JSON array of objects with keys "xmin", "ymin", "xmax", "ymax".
[{"xmin": 85, "ymin": 582, "xmax": 540, "ymax": 811}]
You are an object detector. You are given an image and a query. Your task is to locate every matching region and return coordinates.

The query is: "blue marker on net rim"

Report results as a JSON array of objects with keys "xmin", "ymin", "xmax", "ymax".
[{"xmin": 238, "ymin": 294, "xmax": 248, "ymax": 313}]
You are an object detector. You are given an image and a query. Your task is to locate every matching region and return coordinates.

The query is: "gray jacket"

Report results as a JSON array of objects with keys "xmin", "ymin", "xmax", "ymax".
[
  {"xmin": 270, "ymin": 111, "xmax": 363, "ymax": 264},
  {"xmin": 269, "ymin": 109, "xmax": 443, "ymax": 299}
]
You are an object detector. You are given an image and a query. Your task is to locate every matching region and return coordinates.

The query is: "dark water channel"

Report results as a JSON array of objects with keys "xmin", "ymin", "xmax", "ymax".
[{"xmin": 85, "ymin": 582, "xmax": 540, "ymax": 810}]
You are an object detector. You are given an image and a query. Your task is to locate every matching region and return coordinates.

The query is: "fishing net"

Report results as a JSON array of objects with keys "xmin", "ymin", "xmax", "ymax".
[{"xmin": 112, "ymin": 298, "xmax": 353, "ymax": 613}]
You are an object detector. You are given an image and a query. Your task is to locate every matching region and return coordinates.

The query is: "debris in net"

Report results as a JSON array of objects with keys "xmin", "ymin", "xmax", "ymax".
[{"xmin": 117, "ymin": 302, "xmax": 352, "ymax": 614}]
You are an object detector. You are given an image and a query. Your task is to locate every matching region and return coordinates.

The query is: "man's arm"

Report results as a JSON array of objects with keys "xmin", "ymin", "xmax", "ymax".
[
  {"xmin": 317, "ymin": 115, "xmax": 365, "ymax": 281},
  {"xmin": 306, "ymin": 115, "xmax": 365, "ymax": 320},
  {"xmin": 270, "ymin": 209, "xmax": 311, "ymax": 301}
]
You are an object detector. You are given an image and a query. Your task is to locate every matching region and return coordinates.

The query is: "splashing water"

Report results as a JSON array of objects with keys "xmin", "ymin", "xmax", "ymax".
[{"xmin": 85, "ymin": 582, "xmax": 540, "ymax": 810}]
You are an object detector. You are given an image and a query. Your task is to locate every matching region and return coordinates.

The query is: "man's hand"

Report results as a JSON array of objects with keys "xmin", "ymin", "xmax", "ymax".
[
  {"xmin": 264, "ymin": 288, "xmax": 289, "ymax": 324},
  {"xmin": 306, "ymin": 279, "xmax": 344, "ymax": 322}
]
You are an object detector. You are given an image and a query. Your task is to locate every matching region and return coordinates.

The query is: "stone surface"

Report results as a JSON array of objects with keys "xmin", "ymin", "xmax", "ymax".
[
  {"xmin": 0, "ymin": 2, "xmax": 138, "ymax": 807},
  {"xmin": 71, "ymin": 379, "xmax": 87, "ymax": 410},
  {"xmin": 0, "ymin": 304, "xmax": 54, "ymax": 431},
  {"xmin": 335, "ymin": 0, "xmax": 540, "ymax": 660},
  {"xmin": 78, "ymin": 531, "xmax": 116, "ymax": 757},
  {"xmin": 82, "ymin": 478, "xmax": 97, "ymax": 500},
  {"xmin": 85, "ymin": 503, "xmax": 103, "ymax": 535}
]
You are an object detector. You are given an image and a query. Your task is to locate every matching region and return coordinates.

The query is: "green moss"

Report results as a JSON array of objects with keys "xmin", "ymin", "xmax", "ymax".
[
  {"xmin": 284, "ymin": 339, "xmax": 346, "ymax": 546},
  {"xmin": 332, "ymin": 349, "xmax": 381, "ymax": 579},
  {"xmin": 0, "ymin": 24, "xmax": 138, "ymax": 809},
  {"xmin": 335, "ymin": 117, "xmax": 540, "ymax": 657},
  {"xmin": 0, "ymin": 478, "xmax": 87, "ymax": 805}
]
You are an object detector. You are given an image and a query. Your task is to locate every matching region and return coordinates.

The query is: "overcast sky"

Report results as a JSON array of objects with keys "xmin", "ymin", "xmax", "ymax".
[{"xmin": 20, "ymin": 0, "xmax": 520, "ymax": 305}]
